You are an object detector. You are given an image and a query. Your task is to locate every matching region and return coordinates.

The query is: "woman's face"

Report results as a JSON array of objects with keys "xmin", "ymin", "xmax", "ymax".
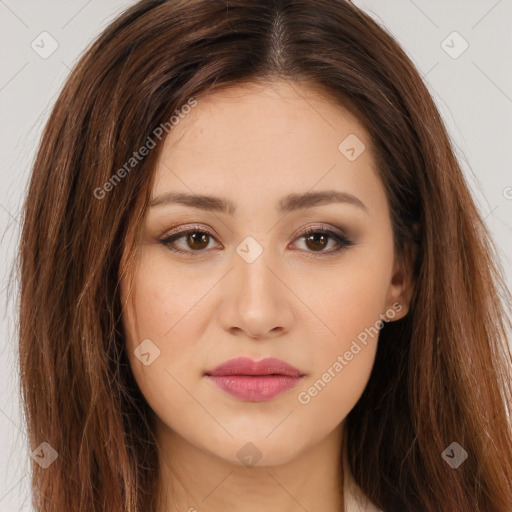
[{"xmin": 120, "ymin": 80, "xmax": 410, "ymax": 467}]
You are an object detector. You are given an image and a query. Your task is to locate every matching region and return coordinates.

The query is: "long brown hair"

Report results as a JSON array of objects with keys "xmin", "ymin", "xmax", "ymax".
[{"xmin": 16, "ymin": 0, "xmax": 512, "ymax": 510}]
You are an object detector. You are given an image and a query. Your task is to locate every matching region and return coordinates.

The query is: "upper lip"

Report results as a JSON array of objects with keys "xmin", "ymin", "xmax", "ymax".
[{"xmin": 205, "ymin": 357, "xmax": 305, "ymax": 377}]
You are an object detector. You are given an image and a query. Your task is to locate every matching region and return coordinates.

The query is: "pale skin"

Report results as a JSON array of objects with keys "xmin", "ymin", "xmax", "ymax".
[{"xmin": 120, "ymin": 79, "xmax": 414, "ymax": 512}]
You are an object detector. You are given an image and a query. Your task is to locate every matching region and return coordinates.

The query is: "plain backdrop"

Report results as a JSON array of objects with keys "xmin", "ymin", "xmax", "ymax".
[{"xmin": 0, "ymin": 1, "xmax": 511, "ymax": 509}]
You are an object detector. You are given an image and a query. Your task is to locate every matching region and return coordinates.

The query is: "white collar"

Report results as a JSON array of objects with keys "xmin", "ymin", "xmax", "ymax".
[{"xmin": 342, "ymin": 442, "xmax": 383, "ymax": 512}]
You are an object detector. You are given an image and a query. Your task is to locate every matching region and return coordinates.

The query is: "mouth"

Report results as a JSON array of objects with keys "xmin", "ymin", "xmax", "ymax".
[{"xmin": 204, "ymin": 357, "xmax": 306, "ymax": 402}]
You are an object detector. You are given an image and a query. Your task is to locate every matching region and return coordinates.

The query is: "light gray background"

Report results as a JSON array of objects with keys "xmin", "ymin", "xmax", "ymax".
[{"xmin": 1, "ymin": 1, "xmax": 511, "ymax": 509}]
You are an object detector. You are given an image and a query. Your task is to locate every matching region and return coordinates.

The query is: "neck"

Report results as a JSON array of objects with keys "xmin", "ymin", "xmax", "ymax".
[{"xmin": 154, "ymin": 419, "xmax": 345, "ymax": 512}]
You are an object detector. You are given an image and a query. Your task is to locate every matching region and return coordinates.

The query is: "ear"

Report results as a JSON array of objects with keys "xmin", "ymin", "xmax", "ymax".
[{"xmin": 384, "ymin": 229, "xmax": 419, "ymax": 322}]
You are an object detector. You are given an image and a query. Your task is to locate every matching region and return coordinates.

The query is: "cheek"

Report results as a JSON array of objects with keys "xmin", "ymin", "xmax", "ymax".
[
  {"xmin": 123, "ymin": 250, "xmax": 212, "ymax": 341},
  {"xmin": 293, "ymin": 248, "xmax": 393, "ymax": 411},
  {"xmin": 120, "ymin": 254, "xmax": 211, "ymax": 415},
  {"xmin": 301, "ymin": 250, "xmax": 393, "ymax": 354}
]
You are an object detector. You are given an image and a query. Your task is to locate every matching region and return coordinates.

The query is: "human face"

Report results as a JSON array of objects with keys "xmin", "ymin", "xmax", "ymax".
[{"xmin": 120, "ymin": 80, "xmax": 409, "ymax": 467}]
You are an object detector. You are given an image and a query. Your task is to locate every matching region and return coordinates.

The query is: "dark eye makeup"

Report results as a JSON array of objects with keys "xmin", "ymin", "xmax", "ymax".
[{"xmin": 159, "ymin": 223, "xmax": 356, "ymax": 257}]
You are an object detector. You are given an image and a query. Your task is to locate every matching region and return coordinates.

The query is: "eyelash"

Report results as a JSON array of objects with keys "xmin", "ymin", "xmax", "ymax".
[{"xmin": 159, "ymin": 223, "xmax": 355, "ymax": 257}]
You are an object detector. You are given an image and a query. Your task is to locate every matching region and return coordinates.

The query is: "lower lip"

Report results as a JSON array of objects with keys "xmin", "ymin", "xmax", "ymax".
[{"xmin": 206, "ymin": 375, "xmax": 303, "ymax": 401}]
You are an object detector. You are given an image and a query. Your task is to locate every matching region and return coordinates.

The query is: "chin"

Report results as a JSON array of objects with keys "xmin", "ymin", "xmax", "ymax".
[{"xmin": 207, "ymin": 435, "xmax": 305, "ymax": 468}]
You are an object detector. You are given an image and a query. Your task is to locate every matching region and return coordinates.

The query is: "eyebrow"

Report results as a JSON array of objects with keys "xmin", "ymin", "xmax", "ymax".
[{"xmin": 149, "ymin": 190, "xmax": 369, "ymax": 215}]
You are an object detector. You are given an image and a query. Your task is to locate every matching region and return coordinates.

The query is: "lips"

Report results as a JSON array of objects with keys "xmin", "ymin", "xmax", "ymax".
[
  {"xmin": 204, "ymin": 357, "xmax": 306, "ymax": 401},
  {"xmin": 205, "ymin": 357, "xmax": 304, "ymax": 377}
]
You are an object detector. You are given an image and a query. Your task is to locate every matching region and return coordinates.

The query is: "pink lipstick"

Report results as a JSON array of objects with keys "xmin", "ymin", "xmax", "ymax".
[{"xmin": 204, "ymin": 357, "xmax": 305, "ymax": 401}]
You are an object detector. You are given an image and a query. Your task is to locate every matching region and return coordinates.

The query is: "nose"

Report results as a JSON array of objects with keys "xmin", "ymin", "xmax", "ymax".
[{"xmin": 217, "ymin": 249, "xmax": 295, "ymax": 340}]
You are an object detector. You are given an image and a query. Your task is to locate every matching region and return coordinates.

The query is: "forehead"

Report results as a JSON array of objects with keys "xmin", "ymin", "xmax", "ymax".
[
  {"xmin": 164, "ymin": 80, "xmax": 369, "ymax": 151},
  {"xmin": 151, "ymin": 80, "xmax": 382, "ymax": 213}
]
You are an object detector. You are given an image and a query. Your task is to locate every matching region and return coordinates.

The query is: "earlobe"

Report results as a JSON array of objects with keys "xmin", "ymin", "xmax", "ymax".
[
  {"xmin": 385, "ymin": 238, "xmax": 418, "ymax": 322},
  {"xmin": 385, "ymin": 271, "xmax": 409, "ymax": 322}
]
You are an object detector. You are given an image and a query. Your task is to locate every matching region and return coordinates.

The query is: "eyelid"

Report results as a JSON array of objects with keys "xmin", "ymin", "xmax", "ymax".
[
  {"xmin": 292, "ymin": 222, "xmax": 351, "ymax": 241},
  {"xmin": 288, "ymin": 223, "xmax": 355, "ymax": 255},
  {"xmin": 160, "ymin": 223, "xmax": 221, "ymax": 241},
  {"xmin": 160, "ymin": 222, "xmax": 349, "ymax": 241},
  {"xmin": 159, "ymin": 222, "xmax": 355, "ymax": 256},
  {"xmin": 159, "ymin": 223, "xmax": 223, "ymax": 257}
]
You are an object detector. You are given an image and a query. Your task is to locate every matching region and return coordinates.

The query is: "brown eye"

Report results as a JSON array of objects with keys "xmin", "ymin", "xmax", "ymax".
[
  {"xmin": 161, "ymin": 229, "xmax": 218, "ymax": 255},
  {"xmin": 292, "ymin": 226, "xmax": 356, "ymax": 255},
  {"xmin": 304, "ymin": 232, "xmax": 330, "ymax": 251},
  {"xmin": 160, "ymin": 224, "xmax": 355, "ymax": 257},
  {"xmin": 185, "ymin": 232, "xmax": 210, "ymax": 250}
]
